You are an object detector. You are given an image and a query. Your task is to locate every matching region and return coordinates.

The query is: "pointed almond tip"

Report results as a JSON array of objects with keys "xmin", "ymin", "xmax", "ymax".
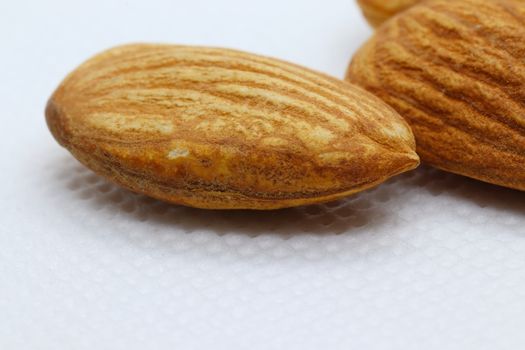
[
  {"xmin": 392, "ymin": 150, "xmax": 420, "ymax": 176},
  {"xmin": 407, "ymin": 151, "xmax": 421, "ymax": 169}
]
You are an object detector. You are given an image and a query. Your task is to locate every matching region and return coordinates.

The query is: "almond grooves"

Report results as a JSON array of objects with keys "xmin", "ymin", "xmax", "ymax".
[
  {"xmin": 347, "ymin": 0, "xmax": 525, "ymax": 191},
  {"xmin": 46, "ymin": 44, "xmax": 419, "ymax": 209}
]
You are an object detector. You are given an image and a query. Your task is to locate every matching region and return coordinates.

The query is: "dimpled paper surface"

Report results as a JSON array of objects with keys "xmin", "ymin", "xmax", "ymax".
[{"xmin": 1, "ymin": 1, "xmax": 525, "ymax": 349}]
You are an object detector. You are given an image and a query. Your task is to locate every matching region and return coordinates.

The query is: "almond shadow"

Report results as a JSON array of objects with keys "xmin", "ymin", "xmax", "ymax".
[
  {"xmin": 408, "ymin": 165, "xmax": 524, "ymax": 216},
  {"xmin": 49, "ymin": 155, "xmax": 398, "ymax": 238}
]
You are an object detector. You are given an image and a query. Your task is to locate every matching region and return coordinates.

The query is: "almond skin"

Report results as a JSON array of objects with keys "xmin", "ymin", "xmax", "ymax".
[
  {"xmin": 347, "ymin": 0, "xmax": 525, "ymax": 191},
  {"xmin": 46, "ymin": 44, "xmax": 419, "ymax": 209},
  {"xmin": 356, "ymin": 0, "xmax": 419, "ymax": 27}
]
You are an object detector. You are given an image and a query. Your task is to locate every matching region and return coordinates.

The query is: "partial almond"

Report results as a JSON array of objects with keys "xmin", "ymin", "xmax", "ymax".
[
  {"xmin": 356, "ymin": 0, "xmax": 419, "ymax": 27},
  {"xmin": 347, "ymin": 0, "xmax": 525, "ymax": 191}
]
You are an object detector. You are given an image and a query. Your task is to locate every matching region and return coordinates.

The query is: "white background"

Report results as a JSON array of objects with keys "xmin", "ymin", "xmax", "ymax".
[{"xmin": 1, "ymin": 1, "xmax": 525, "ymax": 349}]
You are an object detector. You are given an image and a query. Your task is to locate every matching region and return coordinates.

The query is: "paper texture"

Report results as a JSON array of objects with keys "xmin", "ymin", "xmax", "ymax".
[{"xmin": 1, "ymin": 1, "xmax": 524, "ymax": 349}]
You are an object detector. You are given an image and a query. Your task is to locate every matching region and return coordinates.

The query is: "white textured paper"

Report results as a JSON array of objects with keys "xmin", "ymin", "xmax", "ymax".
[{"xmin": 1, "ymin": 1, "xmax": 525, "ymax": 349}]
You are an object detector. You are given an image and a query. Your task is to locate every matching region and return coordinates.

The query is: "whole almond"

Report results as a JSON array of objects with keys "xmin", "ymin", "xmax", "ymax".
[
  {"xmin": 356, "ymin": 0, "xmax": 419, "ymax": 27},
  {"xmin": 347, "ymin": 0, "xmax": 525, "ymax": 191},
  {"xmin": 46, "ymin": 44, "xmax": 419, "ymax": 209}
]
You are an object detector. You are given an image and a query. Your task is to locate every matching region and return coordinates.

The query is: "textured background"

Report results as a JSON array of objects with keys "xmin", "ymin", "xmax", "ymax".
[{"xmin": 1, "ymin": 1, "xmax": 525, "ymax": 349}]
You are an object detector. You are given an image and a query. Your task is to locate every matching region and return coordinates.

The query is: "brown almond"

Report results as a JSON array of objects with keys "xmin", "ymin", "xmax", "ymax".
[
  {"xmin": 347, "ymin": 0, "xmax": 525, "ymax": 191},
  {"xmin": 46, "ymin": 44, "xmax": 419, "ymax": 209},
  {"xmin": 356, "ymin": 0, "xmax": 419, "ymax": 27}
]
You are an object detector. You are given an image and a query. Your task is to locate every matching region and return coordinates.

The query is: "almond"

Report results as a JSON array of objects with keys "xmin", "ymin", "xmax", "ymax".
[
  {"xmin": 356, "ymin": 0, "xmax": 419, "ymax": 27},
  {"xmin": 347, "ymin": 0, "xmax": 525, "ymax": 191},
  {"xmin": 46, "ymin": 44, "xmax": 418, "ymax": 209},
  {"xmin": 357, "ymin": 0, "xmax": 525, "ymax": 28}
]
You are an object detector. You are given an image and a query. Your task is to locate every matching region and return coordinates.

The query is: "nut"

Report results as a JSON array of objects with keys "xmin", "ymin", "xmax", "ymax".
[
  {"xmin": 347, "ymin": 0, "xmax": 525, "ymax": 191},
  {"xmin": 356, "ymin": 0, "xmax": 419, "ymax": 27},
  {"xmin": 46, "ymin": 44, "xmax": 419, "ymax": 209}
]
